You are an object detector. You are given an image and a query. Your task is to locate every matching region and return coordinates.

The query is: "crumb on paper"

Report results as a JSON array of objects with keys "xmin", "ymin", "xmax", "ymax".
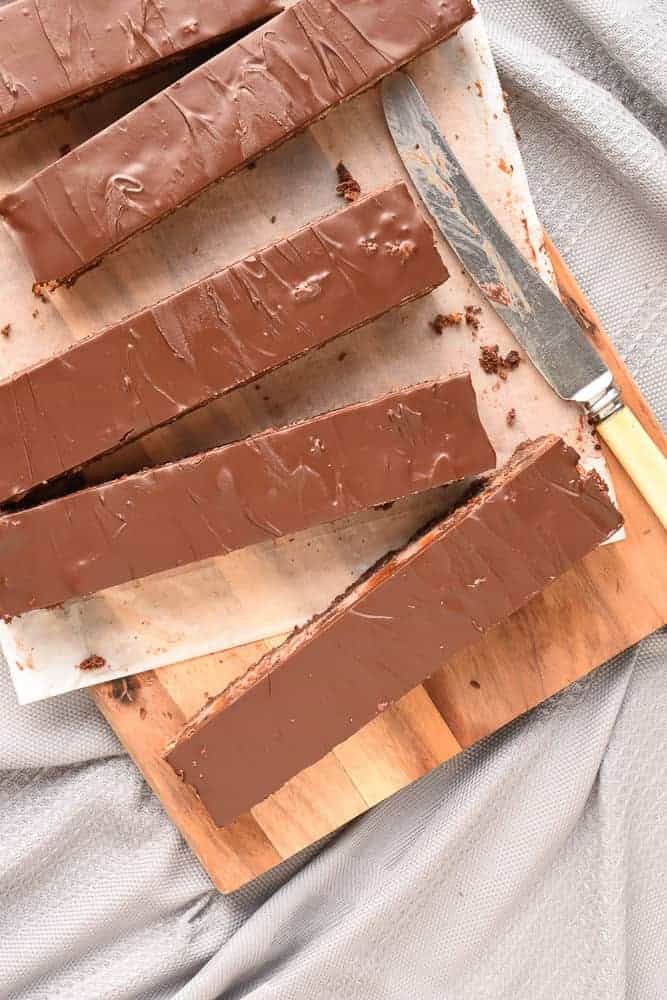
[
  {"xmin": 464, "ymin": 305, "xmax": 482, "ymax": 332},
  {"xmin": 139, "ymin": 707, "xmax": 147, "ymax": 720},
  {"xmin": 77, "ymin": 654, "xmax": 107, "ymax": 671},
  {"xmin": 474, "ymin": 80, "xmax": 484, "ymax": 98},
  {"xmin": 498, "ymin": 158, "xmax": 513, "ymax": 175},
  {"xmin": 506, "ymin": 408, "xmax": 517, "ymax": 427},
  {"xmin": 31, "ymin": 309, "xmax": 38, "ymax": 318},
  {"xmin": 479, "ymin": 344, "xmax": 522, "ymax": 377},
  {"xmin": 1, "ymin": 324, "xmax": 10, "ymax": 338},
  {"xmin": 270, "ymin": 215, "xmax": 277, "ymax": 224},
  {"xmin": 431, "ymin": 313, "xmax": 463, "ymax": 334},
  {"xmin": 336, "ymin": 161, "xmax": 361, "ymax": 202},
  {"xmin": 32, "ymin": 284, "xmax": 51, "ymax": 303}
]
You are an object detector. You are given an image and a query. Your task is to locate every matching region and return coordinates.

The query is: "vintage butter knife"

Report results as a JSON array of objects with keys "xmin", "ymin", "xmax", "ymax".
[{"xmin": 382, "ymin": 72, "xmax": 667, "ymax": 528}]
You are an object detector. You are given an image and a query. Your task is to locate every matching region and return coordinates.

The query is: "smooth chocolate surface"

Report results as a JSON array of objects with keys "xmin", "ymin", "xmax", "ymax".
[
  {"xmin": 0, "ymin": 0, "xmax": 281, "ymax": 137},
  {"xmin": 0, "ymin": 0, "xmax": 475, "ymax": 284},
  {"xmin": 0, "ymin": 183, "xmax": 447, "ymax": 503},
  {"xmin": 0, "ymin": 374, "xmax": 494, "ymax": 617},
  {"xmin": 166, "ymin": 436, "xmax": 623, "ymax": 828}
]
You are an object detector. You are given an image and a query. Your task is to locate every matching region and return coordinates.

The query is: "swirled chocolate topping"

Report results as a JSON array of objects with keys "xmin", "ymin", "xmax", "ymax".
[
  {"xmin": 0, "ymin": 0, "xmax": 281, "ymax": 137},
  {"xmin": 0, "ymin": 183, "xmax": 448, "ymax": 503},
  {"xmin": 0, "ymin": 0, "xmax": 475, "ymax": 284},
  {"xmin": 0, "ymin": 373, "xmax": 494, "ymax": 617},
  {"xmin": 166, "ymin": 436, "xmax": 623, "ymax": 828}
]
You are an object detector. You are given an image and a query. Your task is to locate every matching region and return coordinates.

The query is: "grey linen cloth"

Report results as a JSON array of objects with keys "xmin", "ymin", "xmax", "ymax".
[{"xmin": 1, "ymin": 1, "xmax": 665, "ymax": 997}]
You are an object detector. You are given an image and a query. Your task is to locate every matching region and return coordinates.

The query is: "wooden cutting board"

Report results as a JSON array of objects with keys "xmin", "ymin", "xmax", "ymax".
[{"xmin": 91, "ymin": 241, "xmax": 667, "ymax": 892}]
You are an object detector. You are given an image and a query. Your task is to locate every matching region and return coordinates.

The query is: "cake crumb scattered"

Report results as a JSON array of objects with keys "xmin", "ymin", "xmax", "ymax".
[
  {"xmin": 498, "ymin": 158, "xmax": 513, "ymax": 174},
  {"xmin": 430, "ymin": 312, "xmax": 463, "ymax": 334},
  {"xmin": 336, "ymin": 161, "xmax": 361, "ymax": 202},
  {"xmin": 479, "ymin": 345, "xmax": 522, "ymax": 377},
  {"xmin": 506, "ymin": 407, "xmax": 516, "ymax": 427},
  {"xmin": 474, "ymin": 80, "xmax": 484, "ymax": 98},
  {"xmin": 32, "ymin": 309, "xmax": 38, "ymax": 318},
  {"xmin": 464, "ymin": 305, "xmax": 482, "ymax": 332},
  {"xmin": 78, "ymin": 654, "xmax": 106, "ymax": 671},
  {"xmin": 1, "ymin": 324, "xmax": 10, "ymax": 338}
]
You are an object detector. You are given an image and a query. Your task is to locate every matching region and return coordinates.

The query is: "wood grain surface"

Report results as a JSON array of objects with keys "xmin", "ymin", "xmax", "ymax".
[{"xmin": 91, "ymin": 244, "xmax": 667, "ymax": 892}]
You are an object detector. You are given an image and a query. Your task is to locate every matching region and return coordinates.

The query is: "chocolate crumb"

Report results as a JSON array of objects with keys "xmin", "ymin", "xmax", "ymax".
[
  {"xmin": 336, "ymin": 161, "xmax": 361, "ymax": 202},
  {"xmin": 246, "ymin": 161, "xmax": 257, "ymax": 170},
  {"xmin": 58, "ymin": 143, "xmax": 71, "ymax": 158},
  {"xmin": 31, "ymin": 309, "xmax": 38, "ymax": 318},
  {"xmin": 506, "ymin": 408, "xmax": 516, "ymax": 427},
  {"xmin": 470, "ymin": 679, "xmax": 481, "ymax": 689},
  {"xmin": 474, "ymin": 80, "xmax": 484, "ymax": 98},
  {"xmin": 1, "ymin": 324, "xmax": 10, "ymax": 338},
  {"xmin": 338, "ymin": 351, "xmax": 347, "ymax": 362},
  {"xmin": 32, "ymin": 285, "xmax": 50, "ymax": 303},
  {"xmin": 270, "ymin": 215, "xmax": 277, "ymax": 224},
  {"xmin": 139, "ymin": 707, "xmax": 147, "ymax": 720},
  {"xmin": 479, "ymin": 345, "xmax": 521, "ymax": 376},
  {"xmin": 479, "ymin": 344, "xmax": 502, "ymax": 374},
  {"xmin": 595, "ymin": 442, "xmax": 602, "ymax": 451},
  {"xmin": 498, "ymin": 158, "xmax": 513, "ymax": 175},
  {"xmin": 464, "ymin": 305, "xmax": 482, "ymax": 332},
  {"xmin": 431, "ymin": 312, "xmax": 463, "ymax": 334},
  {"xmin": 77, "ymin": 654, "xmax": 106, "ymax": 671}
]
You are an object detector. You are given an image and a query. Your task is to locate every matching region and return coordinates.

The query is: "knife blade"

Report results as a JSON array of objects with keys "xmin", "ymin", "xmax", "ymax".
[{"xmin": 382, "ymin": 72, "xmax": 667, "ymax": 528}]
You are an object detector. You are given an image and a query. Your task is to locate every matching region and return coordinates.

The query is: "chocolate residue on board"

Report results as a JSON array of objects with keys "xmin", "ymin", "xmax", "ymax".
[
  {"xmin": 1, "ymin": 324, "xmax": 10, "ymax": 338},
  {"xmin": 111, "ymin": 676, "xmax": 138, "ymax": 703},
  {"xmin": 77, "ymin": 654, "xmax": 107, "ymax": 671},
  {"xmin": 431, "ymin": 312, "xmax": 463, "ymax": 334},
  {"xmin": 336, "ymin": 162, "xmax": 361, "ymax": 202},
  {"xmin": 561, "ymin": 292, "xmax": 598, "ymax": 337}
]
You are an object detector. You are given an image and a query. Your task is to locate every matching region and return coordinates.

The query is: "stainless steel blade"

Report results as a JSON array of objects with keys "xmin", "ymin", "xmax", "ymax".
[{"xmin": 382, "ymin": 73, "xmax": 621, "ymax": 420}]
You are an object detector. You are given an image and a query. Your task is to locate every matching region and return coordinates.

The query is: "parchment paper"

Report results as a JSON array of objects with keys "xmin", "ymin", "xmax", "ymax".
[{"xmin": 0, "ymin": 6, "xmax": 613, "ymax": 703}]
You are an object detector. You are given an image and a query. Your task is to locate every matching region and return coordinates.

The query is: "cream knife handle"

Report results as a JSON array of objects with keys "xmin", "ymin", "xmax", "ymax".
[{"xmin": 598, "ymin": 406, "xmax": 667, "ymax": 529}]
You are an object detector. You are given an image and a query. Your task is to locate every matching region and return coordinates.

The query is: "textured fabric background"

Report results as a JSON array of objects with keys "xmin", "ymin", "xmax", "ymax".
[{"xmin": 1, "ymin": 1, "xmax": 665, "ymax": 997}]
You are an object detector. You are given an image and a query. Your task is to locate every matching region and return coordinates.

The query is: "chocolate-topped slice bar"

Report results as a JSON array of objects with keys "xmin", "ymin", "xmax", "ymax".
[
  {"xmin": 0, "ymin": 0, "xmax": 281, "ymax": 137},
  {"xmin": 0, "ymin": 374, "xmax": 495, "ymax": 618},
  {"xmin": 165, "ymin": 436, "xmax": 623, "ymax": 828},
  {"xmin": 0, "ymin": 183, "xmax": 448, "ymax": 504},
  {"xmin": 0, "ymin": 0, "xmax": 475, "ymax": 285}
]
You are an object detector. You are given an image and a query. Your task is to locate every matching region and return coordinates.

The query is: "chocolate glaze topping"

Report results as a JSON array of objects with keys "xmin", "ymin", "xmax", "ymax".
[
  {"xmin": 0, "ymin": 374, "xmax": 494, "ymax": 617},
  {"xmin": 0, "ymin": 0, "xmax": 281, "ymax": 137},
  {"xmin": 165, "ymin": 436, "xmax": 623, "ymax": 828},
  {"xmin": 0, "ymin": 183, "xmax": 447, "ymax": 504},
  {"xmin": 0, "ymin": 0, "xmax": 475, "ymax": 284}
]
